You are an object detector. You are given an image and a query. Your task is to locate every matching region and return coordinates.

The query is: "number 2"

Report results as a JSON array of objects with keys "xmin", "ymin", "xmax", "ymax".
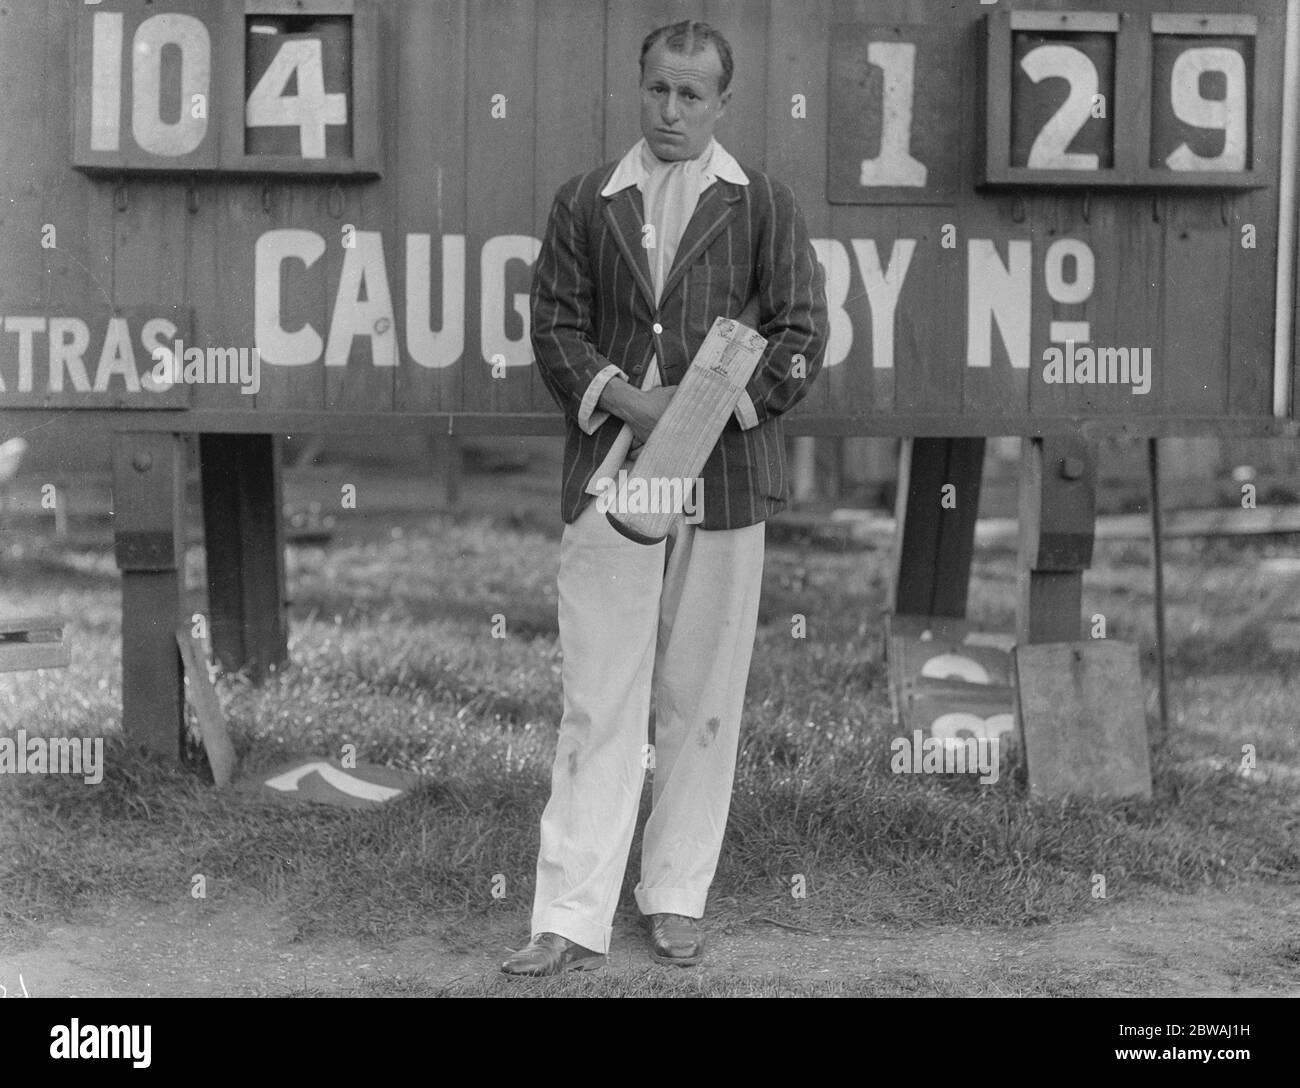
[{"xmin": 1020, "ymin": 44, "xmax": 1100, "ymax": 170}]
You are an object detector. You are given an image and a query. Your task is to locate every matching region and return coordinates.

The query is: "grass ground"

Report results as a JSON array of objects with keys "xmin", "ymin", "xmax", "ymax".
[{"xmin": 1, "ymin": 484, "xmax": 1298, "ymax": 996}]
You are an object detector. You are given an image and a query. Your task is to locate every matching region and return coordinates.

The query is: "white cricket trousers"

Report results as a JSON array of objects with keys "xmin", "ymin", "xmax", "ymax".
[{"xmin": 530, "ymin": 497, "xmax": 765, "ymax": 953}]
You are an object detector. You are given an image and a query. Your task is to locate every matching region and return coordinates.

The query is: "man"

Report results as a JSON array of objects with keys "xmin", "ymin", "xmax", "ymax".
[{"xmin": 505, "ymin": 20, "xmax": 826, "ymax": 976}]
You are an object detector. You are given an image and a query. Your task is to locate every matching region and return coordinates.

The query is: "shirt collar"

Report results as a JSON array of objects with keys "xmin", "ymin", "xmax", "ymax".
[{"xmin": 600, "ymin": 137, "xmax": 748, "ymax": 197}]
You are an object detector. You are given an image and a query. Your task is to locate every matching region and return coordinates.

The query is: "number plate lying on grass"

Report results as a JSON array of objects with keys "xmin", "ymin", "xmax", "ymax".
[
  {"xmin": 250, "ymin": 758, "xmax": 424, "ymax": 809},
  {"xmin": 0, "ymin": 616, "xmax": 70, "ymax": 673},
  {"xmin": 886, "ymin": 613, "xmax": 1018, "ymax": 753}
]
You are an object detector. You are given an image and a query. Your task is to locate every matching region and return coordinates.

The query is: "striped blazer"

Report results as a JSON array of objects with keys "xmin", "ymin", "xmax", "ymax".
[{"xmin": 530, "ymin": 157, "xmax": 828, "ymax": 530}]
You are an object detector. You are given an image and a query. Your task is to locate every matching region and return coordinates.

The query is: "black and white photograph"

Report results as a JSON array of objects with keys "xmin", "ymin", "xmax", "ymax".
[{"xmin": 0, "ymin": 0, "xmax": 1297, "ymax": 1060}]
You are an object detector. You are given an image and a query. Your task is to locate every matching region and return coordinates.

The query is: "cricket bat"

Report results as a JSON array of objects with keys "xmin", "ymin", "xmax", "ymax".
[{"xmin": 606, "ymin": 316, "xmax": 768, "ymax": 544}]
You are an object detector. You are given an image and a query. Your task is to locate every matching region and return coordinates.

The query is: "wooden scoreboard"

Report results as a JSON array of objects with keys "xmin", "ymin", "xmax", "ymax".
[{"xmin": 1, "ymin": 0, "xmax": 1297, "ymax": 758}]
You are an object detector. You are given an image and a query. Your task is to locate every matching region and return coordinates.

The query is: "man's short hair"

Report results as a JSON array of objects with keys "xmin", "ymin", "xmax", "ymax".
[{"xmin": 639, "ymin": 20, "xmax": 734, "ymax": 95}]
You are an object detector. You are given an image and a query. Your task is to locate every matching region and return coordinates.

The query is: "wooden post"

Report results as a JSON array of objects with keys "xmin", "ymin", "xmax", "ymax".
[
  {"xmin": 112, "ymin": 431, "xmax": 187, "ymax": 759},
  {"xmin": 1148, "ymin": 437, "xmax": 1170, "ymax": 732},
  {"xmin": 199, "ymin": 433, "xmax": 288, "ymax": 680},
  {"xmin": 430, "ymin": 434, "xmax": 463, "ymax": 509},
  {"xmin": 791, "ymin": 436, "xmax": 817, "ymax": 504},
  {"xmin": 890, "ymin": 437, "xmax": 986, "ymax": 617},
  {"xmin": 1016, "ymin": 435, "xmax": 1097, "ymax": 645},
  {"xmin": 53, "ymin": 473, "xmax": 69, "ymax": 539},
  {"xmin": 175, "ymin": 626, "xmax": 237, "ymax": 787}
]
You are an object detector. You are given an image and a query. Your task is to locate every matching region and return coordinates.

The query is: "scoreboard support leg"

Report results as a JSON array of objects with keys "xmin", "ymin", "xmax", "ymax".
[
  {"xmin": 1147, "ymin": 438, "xmax": 1170, "ymax": 733},
  {"xmin": 199, "ymin": 433, "xmax": 288, "ymax": 680},
  {"xmin": 428, "ymin": 434, "xmax": 462, "ymax": 509},
  {"xmin": 112, "ymin": 431, "xmax": 187, "ymax": 760},
  {"xmin": 890, "ymin": 437, "xmax": 986, "ymax": 617},
  {"xmin": 1016, "ymin": 436, "xmax": 1097, "ymax": 645}
]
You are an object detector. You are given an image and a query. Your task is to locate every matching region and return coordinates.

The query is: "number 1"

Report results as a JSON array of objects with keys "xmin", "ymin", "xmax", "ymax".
[{"xmin": 858, "ymin": 41, "xmax": 928, "ymax": 188}]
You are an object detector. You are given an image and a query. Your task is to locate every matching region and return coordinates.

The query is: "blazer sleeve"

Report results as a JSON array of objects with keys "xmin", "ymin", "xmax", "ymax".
[
  {"xmin": 531, "ymin": 177, "xmax": 619, "ymax": 433},
  {"xmin": 734, "ymin": 177, "xmax": 828, "ymax": 429}
]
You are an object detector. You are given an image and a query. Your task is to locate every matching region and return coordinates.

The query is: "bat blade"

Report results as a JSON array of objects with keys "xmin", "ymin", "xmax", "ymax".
[{"xmin": 606, "ymin": 317, "xmax": 767, "ymax": 543}]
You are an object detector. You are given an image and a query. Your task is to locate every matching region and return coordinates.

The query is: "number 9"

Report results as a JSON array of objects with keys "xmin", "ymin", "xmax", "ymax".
[{"xmin": 1165, "ymin": 47, "xmax": 1248, "ymax": 172}]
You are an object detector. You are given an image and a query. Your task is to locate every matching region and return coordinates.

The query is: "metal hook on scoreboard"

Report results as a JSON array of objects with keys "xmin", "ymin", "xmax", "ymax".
[
  {"xmin": 328, "ymin": 183, "xmax": 345, "ymax": 219},
  {"xmin": 186, "ymin": 175, "xmax": 200, "ymax": 215},
  {"xmin": 113, "ymin": 178, "xmax": 128, "ymax": 214},
  {"xmin": 1219, "ymin": 192, "xmax": 1231, "ymax": 228},
  {"xmin": 262, "ymin": 183, "xmax": 274, "ymax": 215},
  {"xmin": 1011, "ymin": 195, "xmax": 1026, "ymax": 224},
  {"xmin": 1151, "ymin": 195, "xmax": 1161, "ymax": 224},
  {"xmin": 1081, "ymin": 190, "xmax": 1091, "ymax": 225}
]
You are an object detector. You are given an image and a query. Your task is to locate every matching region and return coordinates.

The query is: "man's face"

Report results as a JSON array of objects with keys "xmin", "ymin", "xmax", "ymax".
[{"xmin": 639, "ymin": 40, "xmax": 730, "ymax": 161}]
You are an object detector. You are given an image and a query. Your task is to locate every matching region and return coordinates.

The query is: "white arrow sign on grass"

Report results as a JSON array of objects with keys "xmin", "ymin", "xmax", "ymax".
[{"xmin": 264, "ymin": 761, "xmax": 403, "ymax": 803}]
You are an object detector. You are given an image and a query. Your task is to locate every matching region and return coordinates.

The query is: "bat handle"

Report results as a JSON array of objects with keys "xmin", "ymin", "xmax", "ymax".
[{"xmin": 606, "ymin": 511, "xmax": 667, "ymax": 545}]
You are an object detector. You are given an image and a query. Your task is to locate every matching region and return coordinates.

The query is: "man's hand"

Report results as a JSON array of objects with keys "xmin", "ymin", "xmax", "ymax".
[{"xmin": 598, "ymin": 380, "xmax": 676, "ymax": 444}]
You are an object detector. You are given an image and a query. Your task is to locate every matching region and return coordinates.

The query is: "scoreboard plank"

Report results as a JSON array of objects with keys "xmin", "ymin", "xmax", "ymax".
[
  {"xmin": 766, "ymin": 0, "xmax": 832, "ymax": 415},
  {"xmin": 827, "ymin": 207, "xmax": 894, "ymax": 417},
  {"xmin": 249, "ymin": 184, "xmax": 329, "ymax": 412},
  {"xmin": 183, "ymin": 181, "xmax": 222, "ymax": 413},
  {"xmin": 1, "ymin": 1, "xmax": 52, "ymax": 308},
  {"xmin": 890, "ymin": 5, "xmax": 971, "ymax": 419},
  {"xmin": 704, "ymin": 0, "xmax": 768, "ymax": 170},
  {"xmin": 604, "ymin": 0, "xmax": 698, "ymax": 162},
  {"xmin": 890, "ymin": 212, "xmax": 965, "ymax": 420},
  {"xmin": 961, "ymin": 216, "xmax": 1033, "ymax": 422},
  {"xmin": 1081, "ymin": 198, "xmax": 1152, "ymax": 420},
  {"xmin": 323, "ymin": 182, "xmax": 395, "ymax": 413},
  {"xmin": 463, "ymin": 0, "xmax": 537, "ymax": 417},
  {"xmin": 828, "ymin": 0, "xmax": 894, "ymax": 417},
  {"xmin": 1111, "ymin": 197, "xmax": 1165, "ymax": 422},
  {"xmin": 112, "ymin": 182, "xmax": 192, "ymax": 409},
  {"xmin": 1028, "ymin": 197, "xmax": 1077, "ymax": 421},
  {"xmin": 533, "ymin": 0, "xmax": 608, "ymax": 415},
  {"xmin": 1228, "ymin": 186, "xmax": 1278, "ymax": 417},
  {"xmin": 45, "ymin": 0, "xmax": 106, "ymax": 315},
  {"xmin": 1228, "ymin": 4, "xmax": 1285, "ymax": 417},
  {"xmin": 1163, "ymin": 197, "xmax": 1233, "ymax": 416},
  {"xmin": 393, "ymin": 0, "xmax": 468, "ymax": 417}
]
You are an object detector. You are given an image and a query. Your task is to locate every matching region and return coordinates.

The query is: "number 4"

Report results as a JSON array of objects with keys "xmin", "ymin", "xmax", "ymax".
[{"xmin": 246, "ymin": 38, "xmax": 347, "ymax": 158}]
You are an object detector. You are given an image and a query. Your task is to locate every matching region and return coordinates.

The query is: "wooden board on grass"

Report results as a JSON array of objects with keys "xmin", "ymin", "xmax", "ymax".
[
  {"xmin": 1015, "ymin": 640, "xmax": 1152, "ymax": 799},
  {"xmin": 176, "ymin": 627, "xmax": 237, "ymax": 788}
]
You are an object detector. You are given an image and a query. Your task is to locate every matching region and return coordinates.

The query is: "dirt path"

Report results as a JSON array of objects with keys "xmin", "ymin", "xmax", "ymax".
[{"xmin": 2, "ymin": 884, "xmax": 1295, "ymax": 997}]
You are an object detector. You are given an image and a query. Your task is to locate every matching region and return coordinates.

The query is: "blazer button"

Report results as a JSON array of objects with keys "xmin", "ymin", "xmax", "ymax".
[{"xmin": 652, "ymin": 322, "xmax": 663, "ymax": 335}]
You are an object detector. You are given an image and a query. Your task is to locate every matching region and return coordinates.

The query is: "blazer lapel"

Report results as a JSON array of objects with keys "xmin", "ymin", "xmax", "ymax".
[
  {"xmin": 601, "ymin": 186, "xmax": 657, "ymax": 313},
  {"xmin": 658, "ymin": 182, "xmax": 743, "ymax": 306}
]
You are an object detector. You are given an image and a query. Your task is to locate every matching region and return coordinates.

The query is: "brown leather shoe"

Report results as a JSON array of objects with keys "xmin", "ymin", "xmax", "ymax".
[
  {"xmin": 647, "ymin": 913, "xmax": 705, "ymax": 966},
  {"xmin": 500, "ymin": 932, "xmax": 606, "ymax": 977}
]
